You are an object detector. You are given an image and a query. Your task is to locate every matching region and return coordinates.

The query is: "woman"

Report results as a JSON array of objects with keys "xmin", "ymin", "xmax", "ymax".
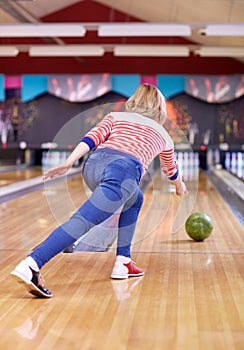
[{"xmin": 11, "ymin": 84, "xmax": 187, "ymax": 298}]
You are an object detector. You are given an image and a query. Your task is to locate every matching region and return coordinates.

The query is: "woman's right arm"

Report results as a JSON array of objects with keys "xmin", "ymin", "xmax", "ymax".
[{"xmin": 159, "ymin": 149, "xmax": 187, "ymax": 196}]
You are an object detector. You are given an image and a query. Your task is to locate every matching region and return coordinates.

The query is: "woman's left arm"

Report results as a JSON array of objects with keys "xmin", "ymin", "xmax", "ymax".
[{"xmin": 42, "ymin": 142, "xmax": 90, "ymax": 180}]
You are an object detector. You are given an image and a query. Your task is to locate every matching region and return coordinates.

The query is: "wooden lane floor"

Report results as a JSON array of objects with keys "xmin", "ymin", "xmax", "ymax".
[
  {"xmin": 0, "ymin": 172, "xmax": 243, "ymax": 350},
  {"xmin": 0, "ymin": 166, "xmax": 43, "ymax": 187}
]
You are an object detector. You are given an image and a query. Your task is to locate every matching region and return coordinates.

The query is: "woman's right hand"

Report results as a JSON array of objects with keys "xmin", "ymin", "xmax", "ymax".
[{"xmin": 171, "ymin": 175, "xmax": 187, "ymax": 196}]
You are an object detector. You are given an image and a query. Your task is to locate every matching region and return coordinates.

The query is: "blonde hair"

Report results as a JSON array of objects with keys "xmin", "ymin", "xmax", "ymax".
[{"xmin": 125, "ymin": 83, "xmax": 167, "ymax": 124}]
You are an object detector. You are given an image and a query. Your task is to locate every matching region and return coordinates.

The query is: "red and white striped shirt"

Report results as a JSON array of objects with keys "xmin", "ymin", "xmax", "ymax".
[{"xmin": 82, "ymin": 112, "xmax": 178, "ymax": 178}]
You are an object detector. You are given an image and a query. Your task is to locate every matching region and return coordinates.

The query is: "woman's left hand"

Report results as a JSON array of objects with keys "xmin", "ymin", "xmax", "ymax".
[{"xmin": 42, "ymin": 162, "xmax": 70, "ymax": 180}]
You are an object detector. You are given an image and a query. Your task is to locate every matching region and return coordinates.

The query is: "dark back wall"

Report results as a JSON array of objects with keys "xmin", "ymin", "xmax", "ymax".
[{"xmin": 2, "ymin": 91, "xmax": 244, "ymax": 150}]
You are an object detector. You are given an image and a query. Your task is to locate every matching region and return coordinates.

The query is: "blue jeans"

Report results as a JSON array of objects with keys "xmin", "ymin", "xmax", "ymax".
[{"xmin": 30, "ymin": 148, "xmax": 143, "ymax": 269}]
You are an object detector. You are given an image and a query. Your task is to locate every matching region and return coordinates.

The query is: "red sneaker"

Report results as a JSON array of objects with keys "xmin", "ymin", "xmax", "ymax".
[{"xmin": 111, "ymin": 260, "xmax": 144, "ymax": 279}]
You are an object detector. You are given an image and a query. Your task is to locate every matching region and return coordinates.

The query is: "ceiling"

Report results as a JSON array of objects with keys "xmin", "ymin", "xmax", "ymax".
[{"xmin": 0, "ymin": 0, "xmax": 244, "ymax": 75}]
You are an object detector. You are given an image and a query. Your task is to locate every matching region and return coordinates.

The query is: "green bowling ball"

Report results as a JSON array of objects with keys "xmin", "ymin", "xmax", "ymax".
[{"xmin": 185, "ymin": 213, "xmax": 213, "ymax": 241}]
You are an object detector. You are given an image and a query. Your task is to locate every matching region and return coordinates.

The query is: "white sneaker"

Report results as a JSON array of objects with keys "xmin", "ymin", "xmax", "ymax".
[
  {"xmin": 11, "ymin": 260, "xmax": 52, "ymax": 298},
  {"xmin": 111, "ymin": 261, "xmax": 144, "ymax": 279}
]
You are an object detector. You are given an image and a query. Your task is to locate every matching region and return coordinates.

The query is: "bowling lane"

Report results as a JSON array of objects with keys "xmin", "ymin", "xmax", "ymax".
[
  {"xmin": 131, "ymin": 171, "xmax": 244, "ymax": 255},
  {"xmin": 0, "ymin": 170, "xmax": 243, "ymax": 350},
  {"xmin": 0, "ymin": 166, "xmax": 42, "ymax": 187},
  {"xmin": 0, "ymin": 165, "xmax": 83, "ymax": 204}
]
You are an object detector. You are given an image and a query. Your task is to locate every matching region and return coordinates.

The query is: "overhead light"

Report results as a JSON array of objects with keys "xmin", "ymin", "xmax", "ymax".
[
  {"xmin": 0, "ymin": 24, "xmax": 86, "ymax": 37},
  {"xmin": 114, "ymin": 45, "xmax": 190, "ymax": 57},
  {"xmin": 98, "ymin": 23, "xmax": 191, "ymax": 37},
  {"xmin": 29, "ymin": 45, "xmax": 105, "ymax": 57},
  {"xmin": 195, "ymin": 46, "xmax": 244, "ymax": 57},
  {"xmin": 0, "ymin": 46, "xmax": 19, "ymax": 56},
  {"xmin": 201, "ymin": 24, "xmax": 244, "ymax": 36}
]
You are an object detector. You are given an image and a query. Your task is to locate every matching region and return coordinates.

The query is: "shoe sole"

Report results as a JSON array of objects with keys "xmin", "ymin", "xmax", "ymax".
[
  {"xmin": 111, "ymin": 272, "xmax": 144, "ymax": 279},
  {"xmin": 11, "ymin": 270, "xmax": 52, "ymax": 298}
]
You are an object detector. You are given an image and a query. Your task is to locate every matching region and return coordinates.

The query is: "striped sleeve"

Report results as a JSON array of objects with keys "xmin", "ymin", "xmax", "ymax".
[
  {"xmin": 81, "ymin": 115, "xmax": 113, "ymax": 149},
  {"xmin": 159, "ymin": 149, "xmax": 178, "ymax": 179}
]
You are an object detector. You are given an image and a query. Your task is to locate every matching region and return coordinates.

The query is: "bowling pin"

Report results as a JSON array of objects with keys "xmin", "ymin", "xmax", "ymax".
[
  {"xmin": 225, "ymin": 152, "xmax": 230, "ymax": 170},
  {"xmin": 176, "ymin": 152, "xmax": 183, "ymax": 179},
  {"xmin": 183, "ymin": 152, "xmax": 189, "ymax": 182},
  {"xmin": 231, "ymin": 153, "xmax": 237, "ymax": 174},
  {"xmin": 214, "ymin": 149, "xmax": 220, "ymax": 166},
  {"xmin": 194, "ymin": 152, "xmax": 199, "ymax": 181},
  {"xmin": 237, "ymin": 152, "xmax": 242, "ymax": 178},
  {"xmin": 189, "ymin": 152, "xmax": 194, "ymax": 181},
  {"xmin": 207, "ymin": 149, "xmax": 213, "ymax": 168}
]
